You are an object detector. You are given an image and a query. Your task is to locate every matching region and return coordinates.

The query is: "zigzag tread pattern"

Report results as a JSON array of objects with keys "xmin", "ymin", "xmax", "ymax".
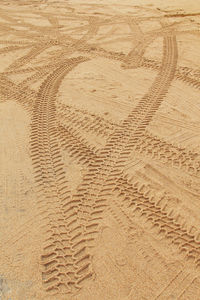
[
  {"xmin": 30, "ymin": 56, "xmax": 95, "ymax": 294},
  {"xmin": 58, "ymin": 35, "xmax": 179, "ymax": 289},
  {"xmin": 57, "ymin": 103, "xmax": 200, "ymax": 176},
  {"xmin": 114, "ymin": 176, "xmax": 200, "ymax": 267},
  {"xmin": 1, "ymin": 8, "xmax": 200, "ymax": 298}
]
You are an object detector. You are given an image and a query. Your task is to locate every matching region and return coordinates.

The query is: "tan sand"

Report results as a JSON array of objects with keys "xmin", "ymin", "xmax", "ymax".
[{"xmin": 0, "ymin": 0, "xmax": 200, "ymax": 299}]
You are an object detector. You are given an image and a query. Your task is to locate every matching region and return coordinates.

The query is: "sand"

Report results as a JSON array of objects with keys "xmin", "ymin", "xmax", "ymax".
[{"xmin": 0, "ymin": 0, "xmax": 200, "ymax": 299}]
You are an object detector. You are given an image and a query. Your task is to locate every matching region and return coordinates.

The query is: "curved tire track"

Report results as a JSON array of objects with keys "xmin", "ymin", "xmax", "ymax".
[
  {"xmin": 61, "ymin": 34, "xmax": 179, "ymax": 288},
  {"xmin": 30, "ymin": 56, "xmax": 90, "ymax": 294}
]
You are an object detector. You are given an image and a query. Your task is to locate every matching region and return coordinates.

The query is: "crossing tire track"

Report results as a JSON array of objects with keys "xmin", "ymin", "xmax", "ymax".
[
  {"xmin": 129, "ymin": 132, "xmax": 200, "ymax": 177},
  {"xmin": 59, "ymin": 125, "xmax": 98, "ymax": 167},
  {"xmin": 7, "ymin": 44, "xmax": 50, "ymax": 71},
  {"xmin": 0, "ymin": 74, "xmax": 36, "ymax": 110},
  {"xmin": 1, "ymin": 6, "xmax": 200, "ymax": 298},
  {"xmin": 62, "ymin": 34, "xmax": 178, "ymax": 286},
  {"xmin": 142, "ymin": 58, "xmax": 200, "ymax": 90},
  {"xmin": 57, "ymin": 102, "xmax": 119, "ymax": 138},
  {"xmin": 57, "ymin": 103, "xmax": 200, "ymax": 177}
]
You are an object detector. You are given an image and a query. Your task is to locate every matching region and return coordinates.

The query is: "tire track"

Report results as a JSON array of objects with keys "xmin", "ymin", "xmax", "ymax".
[
  {"xmin": 57, "ymin": 103, "xmax": 200, "ymax": 176},
  {"xmin": 114, "ymin": 176, "xmax": 200, "ymax": 267},
  {"xmin": 30, "ymin": 56, "xmax": 90, "ymax": 294},
  {"xmin": 61, "ymin": 33, "xmax": 178, "ymax": 288},
  {"xmin": 129, "ymin": 132, "xmax": 200, "ymax": 177},
  {"xmin": 58, "ymin": 110, "xmax": 200, "ymax": 177},
  {"xmin": 59, "ymin": 125, "xmax": 98, "ymax": 167},
  {"xmin": 142, "ymin": 58, "xmax": 200, "ymax": 90},
  {"xmin": 74, "ymin": 41, "xmax": 200, "ymax": 91},
  {"xmin": 28, "ymin": 32, "xmax": 178, "ymax": 296},
  {"xmin": 6, "ymin": 44, "xmax": 50, "ymax": 71},
  {"xmin": 2, "ymin": 7, "xmax": 199, "ymax": 295},
  {"xmin": 57, "ymin": 102, "xmax": 119, "ymax": 138},
  {"xmin": 0, "ymin": 74, "xmax": 36, "ymax": 110},
  {"xmin": 1, "ymin": 4, "xmax": 200, "ymax": 299},
  {"xmin": 0, "ymin": 45, "xmax": 31, "ymax": 55}
]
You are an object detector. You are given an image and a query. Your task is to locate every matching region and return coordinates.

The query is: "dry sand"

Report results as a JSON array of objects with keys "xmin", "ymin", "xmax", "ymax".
[{"xmin": 0, "ymin": 0, "xmax": 200, "ymax": 299}]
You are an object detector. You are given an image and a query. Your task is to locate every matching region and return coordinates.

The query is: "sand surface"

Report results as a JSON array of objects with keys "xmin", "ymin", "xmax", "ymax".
[{"xmin": 0, "ymin": 0, "xmax": 200, "ymax": 299}]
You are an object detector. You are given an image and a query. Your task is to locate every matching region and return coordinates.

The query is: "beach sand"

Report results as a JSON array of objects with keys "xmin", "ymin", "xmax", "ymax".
[{"xmin": 0, "ymin": 0, "xmax": 200, "ymax": 299}]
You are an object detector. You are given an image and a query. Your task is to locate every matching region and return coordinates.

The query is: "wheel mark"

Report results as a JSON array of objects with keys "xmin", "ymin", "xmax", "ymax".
[
  {"xmin": 114, "ymin": 176, "xmax": 200, "ymax": 266},
  {"xmin": 30, "ymin": 56, "xmax": 90, "ymax": 293},
  {"xmin": 64, "ymin": 34, "xmax": 178, "ymax": 287}
]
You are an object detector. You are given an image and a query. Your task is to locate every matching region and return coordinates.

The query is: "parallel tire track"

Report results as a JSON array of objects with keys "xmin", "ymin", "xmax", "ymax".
[
  {"xmin": 129, "ymin": 132, "xmax": 200, "ymax": 176},
  {"xmin": 114, "ymin": 176, "xmax": 200, "ymax": 267}
]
